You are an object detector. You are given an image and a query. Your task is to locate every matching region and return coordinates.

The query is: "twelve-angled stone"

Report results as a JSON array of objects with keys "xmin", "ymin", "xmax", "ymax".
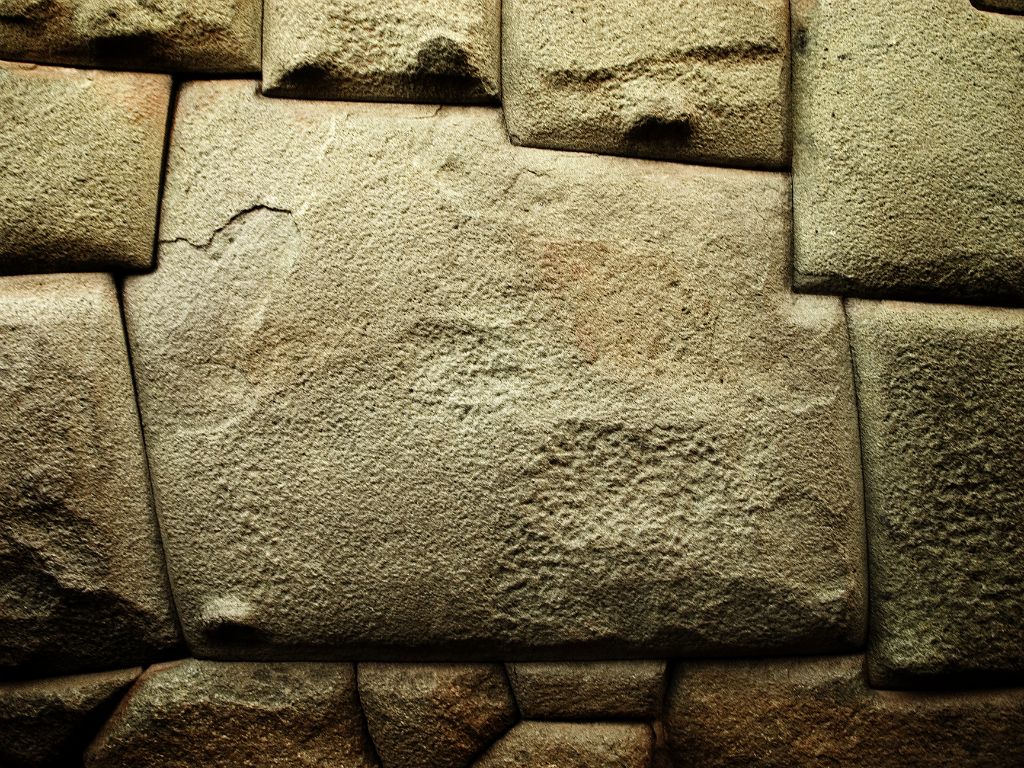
[
  {"xmin": 792, "ymin": 0, "xmax": 1024, "ymax": 302},
  {"xmin": 0, "ymin": 62, "xmax": 169, "ymax": 273},
  {"xmin": 502, "ymin": 0, "xmax": 790, "ymax": 168},
  {"xmin": 0, "ymin": 0, "xmax": 261, "ymax": 73},
  {"xmin": 124, "ymin": 80, "xmax": 865, "ymax": 661},
  {"xmin": 0, "ymin": 274, "xmax": 180, "ymax": 678},
  {"xmin": 848, "ymin": 300, "xmax": 1024, "ymax": 687}
]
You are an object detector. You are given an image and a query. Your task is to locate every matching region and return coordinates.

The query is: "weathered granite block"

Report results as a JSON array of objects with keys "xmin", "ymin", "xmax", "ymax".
[
  {"xmin": 0, "ymin": 274, "xmax": 180, "ymax": 678},
  {"xmin": 848, "ymin": 300, "xmax": 1024, "ymax": 687},
  {"xmin": 359, "ymin": 663, "xmax": 516, "ymax": 768},
  {"xmin": 85, "ymin": 660, "xmax": 377, "ymax": 767},
  {"xmin": 475, "ymin": 721, "xmax": 653, "ymax": 767},
  {"xmin": 124, "ymin": 81, "xmax": 865, "ymax": 660},
  {"xmin": 506, "ymin": 661, "xmax": 666, "ymax": 720},
  {"xmin": 502, "ymin": 0, "xmax": 790, "ymax": 167},
  {"xmin": 263, "ymin": 0, "xmax": 500, "ymax": 103},
  {"xmin": 0, "ymin": 668, "xmax": 139, "ymax": 768},
  {"xmin": 0, "ymin": 0, "xmax": 261, "ymax": 73},
  {"xmin": 666, "ymin": 656, "xmax": 1024, "ymax": 766},
  {"xmin": 792, "ymin": 0, "xmax": 1024, "ymax": 302},
  {"xmin": 0, "ymin": 62, "xmax": 169, "ymax": 273}
]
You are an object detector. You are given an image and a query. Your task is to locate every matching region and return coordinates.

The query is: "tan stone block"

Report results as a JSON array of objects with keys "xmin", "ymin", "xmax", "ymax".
[
  {"xmin": 0, "ymin": 62, "xmax": 169, "ymax": 273},
  {"xmin": 502, "ymin": 0, "xmax": 790, "ymax": 167},
  {"xmin": 475, "ymin": 721, "xmax": 653, "ymax": 768}
]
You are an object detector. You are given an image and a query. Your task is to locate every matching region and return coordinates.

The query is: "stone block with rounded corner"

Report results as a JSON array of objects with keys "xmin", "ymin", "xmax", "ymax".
[
  {"xmin": 359, "ymin": 663, "xmax": 516, "ymax": 768},
  {"xmin": 506, "ymin": 661, "xmax": 666, "ymax": 720},
  {"xmin": 0, "ymin": 62, "xmax": 169, "ymax": 273},
  {"xmin": 792, "ymin": 0, "xmax": 1024, "ymax": 303},
  {"xmin": 501, "ymin": 0, "xmax": 790, "ymax": 168},
  {"xmin": 0, "ymin": 668, "xmax": 139, "ymax": 768},
  {"xmin": 123, "ymin": 81, "xmax": 865, "ymax": 661},
  {"xmin": 85, "ymin": 660, "xmax": 376, "ymax": 767},
  {"xmin": 0, "ymin": 274, "xmax": 181, "ymax": 678},
  {"xmin": 262, "ymin": 0, "xmax": 500, "ymax": 103},
  {"xmin": 475, "ymin": 721, "xmax": 653, "ymax": 768},
  {"xmin": 848, "ymin": 300, "xmax": 1024, "ymax": 688},
  {"xmin": 0, "ymin": 0, "xmax": 260, "ymax": 73},
  {"xmin": 666, "ymin": 656, "xmax": 1024, "ymax": 766}
]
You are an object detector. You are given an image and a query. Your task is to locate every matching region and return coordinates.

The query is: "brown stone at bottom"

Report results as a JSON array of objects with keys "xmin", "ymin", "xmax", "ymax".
[{"xmin": 666, "ymin": 656, "xmax": 1024, "ymax": 767}]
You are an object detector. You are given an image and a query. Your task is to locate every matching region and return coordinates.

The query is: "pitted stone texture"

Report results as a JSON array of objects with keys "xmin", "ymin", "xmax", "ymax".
[
  {"xmin": 847, "ymin": 300, "xmax": 1024, "ymax": 688},
  {"xmin": 359, "ymin": 663, "xmax": 516, "ymax": 768},
  {"xmin": 507, "ymin": 661, "xmax": 666, "ymax": 720},
  {"xmin": 0, "ymin": 668, "xmax": 139, "ymax": 768},
  {"xmin": 124, "ymin": 81, "xmax": 864, "ymax": 660},
  {"xmin": 263, "ymin": 0, "xmax": 500, "ymax": 103},
  {"xmin": 0, "ymin": 0, "xmax": 260, "ymax": 73},
  {"xmin": 0, "ymin": 274, "xmax": 180, "ymax": 678},
  {"xmin": 85, "ymin": 660, "xmax": 377, "ymax": 767},
  {"xmin": 666, "ymin": 656, "xmax": 1024, "ymax": 766},
  {"xmin": 475, "ymin": 721, "xmax": 653, "ymax": 767},
  {"xmin": 0, "ymin": 62, "xmax": 169, "ymax": 273},
  {"xmin": 502, "ymin": 0, "xmax": 789, "ymax": 168},
  {"xmin": 792, "ymin": 0, "xmax": 1024, "ymax": 303}
]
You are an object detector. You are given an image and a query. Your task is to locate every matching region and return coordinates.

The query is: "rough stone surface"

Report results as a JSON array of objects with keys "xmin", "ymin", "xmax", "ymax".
[
  {"xmin": 263, "ymin": 0, "xmax": 500, "ymax": 103},
  {"xmin": 847, "ymin": 300, "xmax": 1024, "ymax": 688},
  {"xmin": 792, "ymin": 0, "xmax": 1024, "ymax": 302},
  {"xmin": 666, "ymin": 656, "xmax": 1024, "ymax": 766},
  {"xmin": 501, "ymin": 0, "xmax": 790, "ymax": 168},
  {"xmin": 0, "ymin": 274, "xmax": 180, "ymax": 678},
  {"xmin": 124, "ymin": 80, "xmax": 865, "ymax": 660},
  {"xmin": 506, "ymin": 661, "xmax": 666, "ymax": 720},
  {"xmin": 359, "ymin": 663, "xmax": 516, "ymax": 768},
  {"xmin": 0, "ymin": 0, "xmax": 260, "ymax": 73},
  {"xmin": 85, "ymin": 659, "xmax": 377, "ymax": 767},
  {"xmin": 0, "ymin": 668, "xmax": 139, "ymax": 768},
  {"xmin": 0, "ymin": 61, "xmax": 169, "ymax": 273},
  {"xmin": 475, "ymin": 721, "xmax": 653, "ymax": 767}
]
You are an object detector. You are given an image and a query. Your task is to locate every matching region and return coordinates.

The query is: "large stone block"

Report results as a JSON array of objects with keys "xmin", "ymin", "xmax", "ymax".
[
  {"xmin": 501, "ymin": 0, "xmax": 790, "ymax": 167},
  {"xmin": 475, "ymin": 722, "xmax": 653, "ymax": 768},
  {"xmin": 666, "ymin": 656, "xmax": 1024, "ymax": 766},
  {"xmin": 792, "ymin": 0, "xmax": 1024, "ymax": 302},
  {"xmin": 0, "ymin": 668, "xmax": 139, "ymax": 768},
  {"xmin": 262, "ymin": 0, "xmax": 500, "ymax": 103},
  {"xmin": 0, "ymin": 0, "xmax": 260, "ymax": 73},
  {"xmin": 359, "ymin": 663, "xmax": 516, "ymax": 768},
  {"xmin": 85, "ymin": 660, "xmax": 377, "ymax": 767},
  {"xmin": 0, "ymin": 274, "xmax": 180, "ymax": 678},
  {"xmin": 0, "ymin": 62, "xmax": 169, "ymax": 273},
  {"xmin": 847, "ymin": 300, "xmax": 1024, "ymax": 687},
  {"xmin": 124, "ymin": 81, "xmax": 865, "ymax": 660},
  {"xmin": 506, "ymin": 661, "xmax": 666, "ymax": 720}
]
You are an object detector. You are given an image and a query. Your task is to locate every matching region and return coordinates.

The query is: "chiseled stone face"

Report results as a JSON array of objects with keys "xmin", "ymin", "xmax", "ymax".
[
  {"xmin": 792, "ymin": 0, "xmax": 1024, "ymax": 302},
  {"xmin": 85, "ymin": 660, "xmax": 377, "ymax": 768},
  {"xmin": 506, "ymin": 661, "xmax": 666, "ymax": 720},
  {"xmin": 0, "ymin": 274, "xmax": 180, "ymax": 678},
  {"xmin": 0, "ymin": 668, "xmax": 140, "ymax": 768},
  {"xmin": 666, "ymin": 656, "xmax": 1024, "ymax": 767},
  {"xmin": 262, "ymin": 0, "xmax": 500, "ymax": 103},
  {"xmin": 124, "ymin": 80, "xmax": 865, "ymax": 661},
  {"xmin": 359, "ymin": 663, "xmax": 516, "ymax": 768},
  {"xmin": 502, "ymin": 0, "xmax": 790, "ymax": 168},
  {"xmin": 0, "ymin": 62, "xmax": 169, "ymax": 273},
  {"xmin": 475, "ymin": 721, "xmax": 653, "ymax": 768},
  {"xmin": 847, "ymin": 300, "xmax": 1024, "ymax": 688},
  {"xmin": 0, "ymin": 0, "xmax": 261, "ymax": 73}
]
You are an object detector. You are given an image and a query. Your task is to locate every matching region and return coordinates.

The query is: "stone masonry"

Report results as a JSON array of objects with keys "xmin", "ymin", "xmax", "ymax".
[{"xmin": 0, "ymin": 0, "xmax": 1021, "ymax": 765}]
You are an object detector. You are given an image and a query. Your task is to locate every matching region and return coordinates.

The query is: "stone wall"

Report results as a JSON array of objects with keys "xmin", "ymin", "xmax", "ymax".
[{"xmin": 0, "ymin": 1, "xmax": 1022, "ymax": 765}]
